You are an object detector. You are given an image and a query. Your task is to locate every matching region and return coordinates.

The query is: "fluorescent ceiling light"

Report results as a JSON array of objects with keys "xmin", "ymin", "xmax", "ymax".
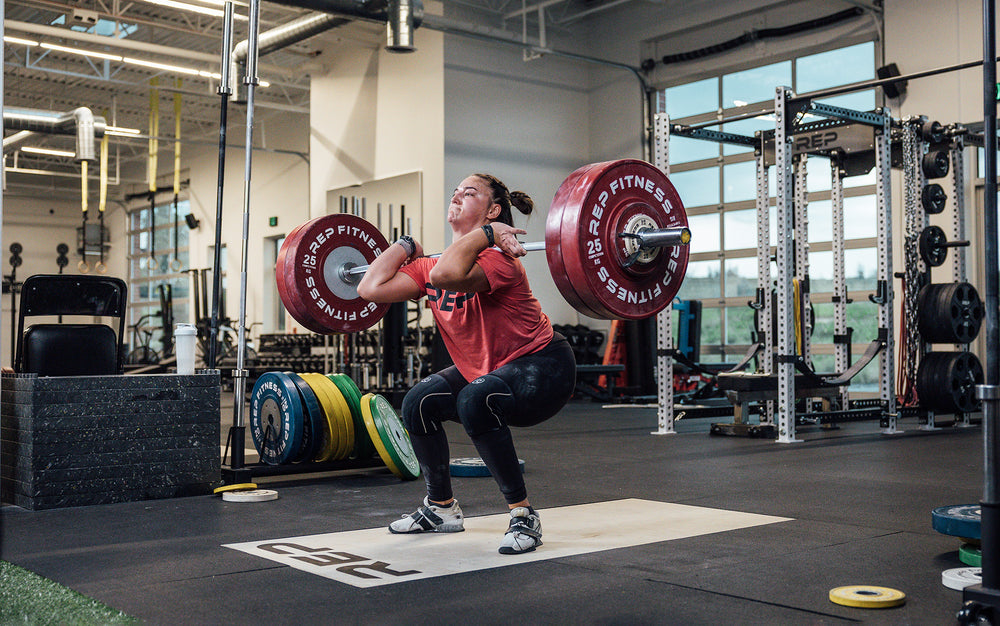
[
  {"xmin": 21, "ymin": 146, "xmax": 76, "ymax": 157},
  {"xmin": 139, "ymin": 0, "xmax": 248, "ymax": 20},
  {"xmin": 41, "ymin": 41, "xmax": 123, "ymax": 61},
  {"xmin": 5, "ymin": 35, "xmax": 39, "ymax": 47},
  {"xmin": 106, "ymin": 126, "xmax": 142, "ymax": 136}
]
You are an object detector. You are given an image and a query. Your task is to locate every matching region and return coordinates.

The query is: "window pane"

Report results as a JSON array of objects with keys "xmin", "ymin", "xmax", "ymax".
[
  {"xmin": 809, "ymin": 250, "xmax": 834, "ymax": 293},
  {"xmin": 671, "ymin": 168, "xmax": 719, "ymax": 207},
  {"xmin": 677, "ymin": 260, "xmax": 720, "ymax": 300},
  {"xmin": 722, "ymin": 61, "xmax": 791, "ymax": 109},
  {"xmin": 844, "ymin": 195, "xmax": 878, "ymax": 239},
  {"xmin": 699, "ymin": 307, "xmax": 722, "ymax": 361},
  {"xmin": 669, "ymin": 135, "xmax": 719, "ymax": 165},
  {"xmin": 721, "ymin": 117, "xmax": 771, "ymax": 156},
  {"xmin": 723, "ymin": 209, "xmax": 757, "ymax": 250},
  {"xmin": 812, "ymin": 302, "xmax": 834, "ymax": 345},
  {"xmin": 666, "ymin": 77, "xmax": 718, "ymax": 118},
  {"xmin": 805, "ymin": 156, "xmax": 832, "ymax": 192},
  {"xmin": 725, "ymin": 305, "xmax": 756, "ymax": 344},
  {"xmin": 688, "ymin": 213, "xmax": 720, "ymax": 254},
  {"xmin": 845, "ymin": 247, "xmax": 877, "ymax": 291},
  {"xmin": 796, "ymin": 42, "xmax": 874, "ymax": 93},
  {"xmin": 723, "ymin": 161, "xmax": 756, "ymax": 203},
  {"xmin": 812, "ymin": 90, "xmax": 876, "ymax": 113},
  {"xmin": 724, "ymin": 257, "xmax": 758, "ymax": 297},
  {"xmin": 807, "ymin": 199, "xmax": 832, "ymax": 243}
]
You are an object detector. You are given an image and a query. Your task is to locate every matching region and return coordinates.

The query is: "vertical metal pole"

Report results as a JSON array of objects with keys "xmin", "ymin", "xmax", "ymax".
[
  {"xmin": 793, "ymin": 155, "xmax": 811, "ymax": 364},
  {"xmin": 653, "ymin": 106, "xmax": 674, "ymax": 435},
  {"xmin": 210, "ymin": 2, "xmax": 234, "ymax": 372},
  {"xmin": 774, "ymin": 86, "xmax": 798, "ymax": 443},
  {"xmin": 755, "ymin": 143, "xmax": 774, "ymax": 425},
  {"xmin": 974, "ymin": 0, "xmax": 1000, "ymax": 596},
  {"xmin": 831, "ymin": 160, "xmax": 849, "ymax": 407},
  {"xmin": 875, "ymin": 110, "xmax": 897, "ymax": 434},
  {"xmin": 230, "ymin": 0, "xmax": 260, "ymax": 469}
]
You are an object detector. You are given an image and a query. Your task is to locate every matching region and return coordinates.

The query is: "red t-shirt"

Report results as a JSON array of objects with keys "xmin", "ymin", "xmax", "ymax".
[{"xmin": 400, "ymin": 248, "xmax": 553, "ymax": 381}]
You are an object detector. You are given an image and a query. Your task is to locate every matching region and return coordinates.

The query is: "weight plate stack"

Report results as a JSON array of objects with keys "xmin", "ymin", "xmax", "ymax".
[
  {"xmin": 916, "ymin": 352, "xmax": 983, "ymax": 413},
  {"xmin": 916, "ymin": 283, "xmax": 984, "ymax": 344},
  {"xmin": 921, "ymin": 183, "xmax": 947, "ymax": 214}
]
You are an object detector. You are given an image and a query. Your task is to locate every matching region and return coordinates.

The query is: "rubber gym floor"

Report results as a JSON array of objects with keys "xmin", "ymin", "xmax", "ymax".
[{"xmin": 0, "ymin": 394, "xmax": 988, "ymax": 625}]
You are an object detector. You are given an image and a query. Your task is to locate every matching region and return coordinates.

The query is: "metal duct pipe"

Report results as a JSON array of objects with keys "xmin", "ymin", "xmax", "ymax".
[
  {"xmin": 3, "ymin": 130, "xmax": 36, "ymax": 154},
  {"xmin": 386, "ymin": 0, "xmax": 417, "ymax": 52},
  {"xmin": 3, "ymin": 107, "xmax": 106, "ymax": 162},
  {"xmin": 228, "ymin": 0, "xmax": 423, "ymax": 101},
  {"xmin": 230, "ymin": 12, "xmax": 350, "ymax": 100}
]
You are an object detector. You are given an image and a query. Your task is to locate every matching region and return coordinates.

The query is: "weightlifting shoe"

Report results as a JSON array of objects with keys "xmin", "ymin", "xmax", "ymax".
[
  {"xmin": 498, "ymin": 507, "xmax": 542, "ymax": 555},
  {"xmin": 389, "ymin": 496, "xmax": 465, "ymax": 534}
]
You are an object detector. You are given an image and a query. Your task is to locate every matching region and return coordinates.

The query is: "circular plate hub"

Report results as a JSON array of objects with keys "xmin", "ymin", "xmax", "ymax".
[
  {"xmin": 276, "ymin": 214, "xmax": 390, "ymax": 333},
  {"xmin": 546, "ymin": 159, "xmax": 688, "ymax": 320}
]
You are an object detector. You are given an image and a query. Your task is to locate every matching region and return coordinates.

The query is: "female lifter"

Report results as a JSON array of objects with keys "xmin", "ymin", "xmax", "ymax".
[{"xmin": 357, "ymin": 173, "xmax": 576, "ymax": 554}]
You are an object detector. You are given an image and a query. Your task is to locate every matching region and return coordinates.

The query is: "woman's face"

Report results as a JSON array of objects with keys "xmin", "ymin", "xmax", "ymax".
[{"xmin": 448, "ymin": 175, "xmax": 499, "ymax": 236}]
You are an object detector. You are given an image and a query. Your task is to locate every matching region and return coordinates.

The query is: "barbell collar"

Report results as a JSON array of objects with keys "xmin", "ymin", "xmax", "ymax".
[
  {"xmin": 340, "ymin": 226, "xmax": 690, "ymax": 280},
  {"xmin": 978, "ymin": 385, "xmax": 1000, "ymax": 401}
]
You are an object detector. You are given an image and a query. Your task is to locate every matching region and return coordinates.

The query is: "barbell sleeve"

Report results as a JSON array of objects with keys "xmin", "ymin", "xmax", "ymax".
[{"xmin": 338, "ymin": 226, "xmax": 691, "ymax": 283}]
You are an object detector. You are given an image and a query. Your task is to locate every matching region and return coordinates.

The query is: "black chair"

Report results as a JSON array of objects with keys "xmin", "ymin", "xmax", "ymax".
[{"xmin": 15, "ymin": 274, "xmax": 128, "ymax": 376}]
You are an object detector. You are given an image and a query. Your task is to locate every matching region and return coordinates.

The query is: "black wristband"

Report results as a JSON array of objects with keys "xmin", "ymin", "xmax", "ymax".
[
  {"xmin": 396, "ymin": 235, "xmax": 416, "ymax": 259},
  {"xmin": 482, "ymin": 224, "xmax": 495, "ymax": 247}
]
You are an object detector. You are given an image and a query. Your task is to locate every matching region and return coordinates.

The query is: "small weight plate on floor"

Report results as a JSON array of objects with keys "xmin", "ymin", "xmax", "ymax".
[
  {"xmin": 361, "ymin": 393, "xmax": 420, "ymax": 480},
  {"xmin": 828, "ymin": 586, "xmax": 905, "ymax": 608},
  {"xmin": 450, "ymin": 457, "xmax": 525, "ymax": 477},
  {"xmin": 329, "ymin": 373, "xmax": 373, "ymax": 459},
  {"xmin": 932, "ymin": 504, "xmax": 981, "ymax": 539},
  {"xmin": 222, "ymin": 489, "xmax": 279, "ymax": 503},
  {"xmin": 284, "ymin": 372, "xmax": 322, "ymax": 463},
  {"xmin": 942, "ymin": 567, "xmax": 981, "ymax": 591},
  {"xmin": 960, "ymin": 543, "xmax": 982, "ymax": 567},
  {"xmin": 299, "ymin": 373, "xmax": 342, "ymax": 462},
  {"xmin": 213, "ymin": 482, "xmax": 258, "ymax": 494},
  {"xmin": 249, "ymin": 372, "xmax": 304, "ymax": 465}
]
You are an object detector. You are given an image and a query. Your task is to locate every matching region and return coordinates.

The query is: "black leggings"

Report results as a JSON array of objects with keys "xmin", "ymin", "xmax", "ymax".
[{"xmin": 400, "ymin": 333, "xmax": 576, "ymax": 505}]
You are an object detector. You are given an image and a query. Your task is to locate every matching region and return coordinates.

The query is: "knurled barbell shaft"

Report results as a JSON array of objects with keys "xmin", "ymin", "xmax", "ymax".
[{"xmin": 339, "ymin": 226, "xmax": 691, "ymax": 282}]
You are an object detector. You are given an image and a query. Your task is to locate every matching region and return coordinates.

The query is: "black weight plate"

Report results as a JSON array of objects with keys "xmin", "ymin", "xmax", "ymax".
[
  {"xmin": 9, "ymin": 242, "xmax": 22, "ymax": 255},
  {"xmin": 917, "ymin": 351, "xmax": 983, "ymax": 413},
  {"xmin": 249, "ymin": 372, "xmax": 305, "ymax": 465},
  {"xmin": 917, "ymin": 283, "xmax": 984, "ymax": 344},
  {"xmin": 284, "ymin": 372, "xmax": 322, "ymax": 463},
  {"xmin": 922, "ymin": 184, "xmax": 947, "ymax": 214},
  {"xmin": 922, "ymin": 150, "xmax": 950, "ymax": 179},
  {"xmin": 56, "ymin": 243, "xmax": 69, "ymax": 255},
  {"xmin": 918, "ymin": 225, "xmax": 948, "ymax": 268}
]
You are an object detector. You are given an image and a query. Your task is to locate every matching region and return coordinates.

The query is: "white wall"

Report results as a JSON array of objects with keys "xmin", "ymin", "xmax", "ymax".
[{"xmin": 0, "ymin": 189, "xmax": 129, "ymax": 369}]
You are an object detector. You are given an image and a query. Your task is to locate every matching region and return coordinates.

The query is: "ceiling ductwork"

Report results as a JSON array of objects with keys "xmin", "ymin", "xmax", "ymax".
[
  {"xmin": 3, "ymin": 107, "xmax": 106, "ymax": 162},
  {"xmin": 229, "ymin": 0, "xmax": 422, "ymax": 102}
]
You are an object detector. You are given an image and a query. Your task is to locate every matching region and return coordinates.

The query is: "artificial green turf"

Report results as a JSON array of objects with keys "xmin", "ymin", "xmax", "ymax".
[{"xmin": 0, "ymin": 561, "xmax": 138, "ymax": 625}]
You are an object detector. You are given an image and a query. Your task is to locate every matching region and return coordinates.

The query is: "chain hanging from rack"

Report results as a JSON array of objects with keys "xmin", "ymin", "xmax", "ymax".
[{"xmin": 900, "ymin": 120, "xmax": 923, "ymax": 405}]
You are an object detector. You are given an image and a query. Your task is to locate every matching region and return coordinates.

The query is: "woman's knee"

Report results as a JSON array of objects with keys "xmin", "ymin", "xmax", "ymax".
[
  {"xmin": 401, "ymin": 374, "xmax": 457, "ymax": 435},
  {"xmin": 456, "ymin": 375, "xmax": 514, "ymax": 436}
]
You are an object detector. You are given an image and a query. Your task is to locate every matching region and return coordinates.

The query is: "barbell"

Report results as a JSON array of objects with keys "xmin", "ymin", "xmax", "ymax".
[{"xmin": 276, "ymin": 159, "xmax": 691, "ymax": 334}]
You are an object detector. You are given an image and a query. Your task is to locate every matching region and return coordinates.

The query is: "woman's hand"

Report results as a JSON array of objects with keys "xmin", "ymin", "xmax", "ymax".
[{"xmin": 489, "ymin": 222, "xmax": 528, "ymax": 257}]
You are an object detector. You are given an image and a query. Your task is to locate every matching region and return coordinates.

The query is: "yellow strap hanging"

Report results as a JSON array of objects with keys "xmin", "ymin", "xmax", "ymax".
[
  {"xmin": 793, "ymin": 279, "xmax": 802, "ymax": 357},
  {"xmin": 81, "ymin": 160, "xmax": 88, "ymax": 214},
  {"xmin": 149, "ymin": 77, "xmax": 159, "ymax": 193},
  {"xmin": 99, "ymin": 128, "xmax": 109, "ymax": 214},
  {"xmin": 173, "ymin": 79, "xmax": 182, "ymax": 195}
]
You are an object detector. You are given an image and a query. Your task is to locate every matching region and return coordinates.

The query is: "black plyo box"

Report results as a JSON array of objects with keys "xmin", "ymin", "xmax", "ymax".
[{"xmin": 0, "ymin": 371, "xmax": 221, "ymax": 510}]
